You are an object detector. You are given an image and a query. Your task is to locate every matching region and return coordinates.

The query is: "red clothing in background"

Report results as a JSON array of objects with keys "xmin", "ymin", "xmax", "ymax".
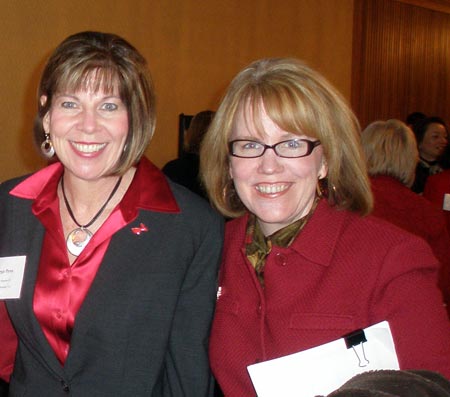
[
  {"xmin": 424, "ymin": 169, "xmax": 450, "ymax": 232},
  {"xmin": 0, "ymin": 302, "xmax": 16, "ymax": 382},
  {"xmin": 209, "ymin": 199, "xmax": 450, "ymax": 397},
  {"xmin": 370, "ymin": 175, "xmax": 450, "ymax": 313}
]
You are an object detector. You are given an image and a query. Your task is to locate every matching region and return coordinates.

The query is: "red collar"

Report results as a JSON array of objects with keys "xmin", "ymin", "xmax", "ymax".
[{"xmin": 230, "ymin": 199, "xmax": 348, "ymax": 268}]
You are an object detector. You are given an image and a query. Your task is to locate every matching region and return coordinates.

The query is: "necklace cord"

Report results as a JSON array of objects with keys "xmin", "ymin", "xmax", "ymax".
[{"xmin": 61, "ymin": 176, "xmax": 123, "ymax": 229}]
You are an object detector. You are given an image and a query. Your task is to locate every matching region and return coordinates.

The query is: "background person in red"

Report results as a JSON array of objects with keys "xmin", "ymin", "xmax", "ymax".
[
  {"xmin": 411, "ymin": 116, "xmax": 448, "ymax": 194},
  {"xmin": 200, "ymin": 58, "xmax": 450, "ymax": 397},
  {"xmin": 361, "ymin": 119, "xmax": 450, "ymax": 317},
  {"xmin": 424, "ymin": 169, "xmax": 450, "ymax": 232},
  {"xmin": 424, "ymin": 169, "xmax": 450, "ymax": 314}
]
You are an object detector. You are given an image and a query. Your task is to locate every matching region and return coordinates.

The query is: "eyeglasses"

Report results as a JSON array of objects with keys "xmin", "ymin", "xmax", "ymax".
[{"xmin": 228, "ymin": 139, "xmax": 321, "ymax": 158}]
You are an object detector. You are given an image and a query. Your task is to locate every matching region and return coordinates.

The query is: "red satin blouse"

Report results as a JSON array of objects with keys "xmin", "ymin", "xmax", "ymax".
[{"xmin": 30, "ymin": 167, "xmax": 127, "ymax": 364}]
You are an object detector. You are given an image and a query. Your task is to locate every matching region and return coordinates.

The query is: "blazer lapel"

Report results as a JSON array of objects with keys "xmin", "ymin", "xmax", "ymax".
[{"xmin": 6, "ymin": 213, "xmax": 66, "ymax": 379}]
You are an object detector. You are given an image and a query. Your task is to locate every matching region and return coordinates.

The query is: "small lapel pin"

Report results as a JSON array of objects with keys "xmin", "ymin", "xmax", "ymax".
[{"xmin": 131, "ymin": 223, "xmax": 148, "ymax": 235}]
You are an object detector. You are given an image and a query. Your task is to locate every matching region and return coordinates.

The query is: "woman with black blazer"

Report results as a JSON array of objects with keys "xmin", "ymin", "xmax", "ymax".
[{"xmin": 0, "ymin": 31, "xmax": 223, "ymax": 396}]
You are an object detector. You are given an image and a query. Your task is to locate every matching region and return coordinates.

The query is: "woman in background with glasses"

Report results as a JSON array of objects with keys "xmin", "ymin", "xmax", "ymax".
[{"xmin": 200, "ymin": 58, "xmax": 450, "ymax": 397}]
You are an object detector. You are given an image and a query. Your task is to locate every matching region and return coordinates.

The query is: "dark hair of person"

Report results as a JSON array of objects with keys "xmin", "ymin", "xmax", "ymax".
[
  {"xmin": 406, "ymin": 111, "xmax": 426, "ymax": 127},
  {"xmin": 184, "ymin": 110, "xmax": 215, "ymax": 154}
]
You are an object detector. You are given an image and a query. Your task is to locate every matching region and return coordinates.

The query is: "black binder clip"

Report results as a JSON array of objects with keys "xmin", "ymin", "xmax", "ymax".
[{"xmin": 344, "ymin": 329, "xmax": 370, "ymax": 367}]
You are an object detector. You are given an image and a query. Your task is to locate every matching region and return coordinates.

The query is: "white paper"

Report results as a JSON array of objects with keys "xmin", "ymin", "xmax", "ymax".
[
  {"xmin": 0, "ymin": 256, "xmax": 26, "ymax": 299},
  {"xmin": 443, "ymin": 194, "xmax": 450, "ymax": 211},
  {"xmin": 247, "ymin": 321, "xmax": 399, "ymax": 397}
]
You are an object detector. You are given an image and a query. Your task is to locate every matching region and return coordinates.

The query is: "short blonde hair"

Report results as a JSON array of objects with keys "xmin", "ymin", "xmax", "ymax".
[
  {"xmin": 34, "ymin": 31, "xmax": 156, "ymax": 175},
  {"xmin": 200, "ymin": 58, "xmax": 372, "ymax": 218},
  {"xmin": 361, "ymin": 119, "xmax": 419, "ymax": 187}
]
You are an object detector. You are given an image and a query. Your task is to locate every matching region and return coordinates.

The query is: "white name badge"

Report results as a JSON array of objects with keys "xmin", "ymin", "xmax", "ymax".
[
  {"xmin": 443, "ymin": 194, "xmax": 450, "ymax": 211},
  {"xmin": 0, "ymin": 256, "xmax": 26, "ymax": 299}
]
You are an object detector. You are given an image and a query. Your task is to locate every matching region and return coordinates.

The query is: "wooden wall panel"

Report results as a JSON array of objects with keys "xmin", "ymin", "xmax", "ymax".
[
  {"xmin": 396, "ymin": 0, "xmax": 450, "ymax": 14},
  {"xmin": 0, "ymin": 0, "xmax": 354, "ymax": 181},
  {"xmin": 352, "ymin": 0, "xmax": 450, "ymax": 129}
]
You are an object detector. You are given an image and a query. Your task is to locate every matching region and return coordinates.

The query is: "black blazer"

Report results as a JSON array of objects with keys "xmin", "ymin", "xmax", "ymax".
[
  {"xmin": 0, "ymin": 164, "xmax": 224, "ymax": 396},
  {"xmin": 0, "ymin": 379, "xmax": 8, "ymax": 397}
]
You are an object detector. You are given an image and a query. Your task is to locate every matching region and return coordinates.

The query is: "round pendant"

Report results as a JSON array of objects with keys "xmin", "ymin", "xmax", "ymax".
[{"xmin": 66, "ymin": 227, "xmax": 93, "ymax": 257}]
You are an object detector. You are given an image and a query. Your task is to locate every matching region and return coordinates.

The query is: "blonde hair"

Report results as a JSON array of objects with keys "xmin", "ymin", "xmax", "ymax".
[
  {"xmin": 361, "ymin": 119, "xmax": 419, "ymax": 187},
  {"xmin": 34, "ymin": 31, "xmax": 156, "ymax": 175},
  {"xmin": 200, "ymin": 58, "xmax": 372, "ymax": 218}
]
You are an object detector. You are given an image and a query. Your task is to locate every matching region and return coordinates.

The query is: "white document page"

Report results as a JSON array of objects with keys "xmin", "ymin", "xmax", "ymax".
[{"xmin": 247, "ymin": 321, "xmax": 399, "ymax": 397}]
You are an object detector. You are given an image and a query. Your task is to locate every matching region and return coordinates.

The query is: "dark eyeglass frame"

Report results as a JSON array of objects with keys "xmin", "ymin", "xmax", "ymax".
[{"xmin": 228, "ymin": 138, "xmax": 321, "ymax": 158}]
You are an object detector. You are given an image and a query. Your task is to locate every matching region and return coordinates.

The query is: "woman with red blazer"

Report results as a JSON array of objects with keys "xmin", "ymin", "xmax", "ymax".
[
  {"xmin": 361, "ymin": 119, "xmax": 450, "ymax": 318},
  {"xmin": 200, "ymin": 58, "xmax": 450, "ymax": 397}
]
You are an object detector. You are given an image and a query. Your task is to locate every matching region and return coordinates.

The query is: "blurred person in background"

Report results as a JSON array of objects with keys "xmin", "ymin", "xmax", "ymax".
[
  {"xmin": 163, "ymin": 110, "xmax": 215, "ymax": 199},
  {"xmin": 411, "ymin": 116, "xmax": 448, "ymax": 193},
  {"xmin": 361, "ymin": 119, "xmax": 450, "ymax": 317}
]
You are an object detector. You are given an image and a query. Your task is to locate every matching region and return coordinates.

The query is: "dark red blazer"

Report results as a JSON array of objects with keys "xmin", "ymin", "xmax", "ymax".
[
  {"xmin": 209, "ymin": 199, "xmax": 450, "ymax": 397},
  {"xmin": 370, "ymin": 175, "xmax": 450, "ymax": 312},
  {"xmin": 424, "ymin": 169, "xmax": 450, "ymax": 232}
]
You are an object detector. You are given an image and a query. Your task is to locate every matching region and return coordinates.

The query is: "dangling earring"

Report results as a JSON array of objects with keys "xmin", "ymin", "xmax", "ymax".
[
  {"xmin": 317, "ymin": 176, "xmax": 328, "ymax": 198},
  {"xmin": 41, "ymin": 132, "xmax": 55, "ymax": 158}
]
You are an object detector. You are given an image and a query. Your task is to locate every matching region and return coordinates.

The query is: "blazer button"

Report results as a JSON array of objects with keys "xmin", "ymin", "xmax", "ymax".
[
  {"xmin": 275, "ymin": 252, "xmax": 287, "ymax": 266},
  {"xmin": 61, "ymin": 380, "xmax": 70, "ymax": 392}
]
